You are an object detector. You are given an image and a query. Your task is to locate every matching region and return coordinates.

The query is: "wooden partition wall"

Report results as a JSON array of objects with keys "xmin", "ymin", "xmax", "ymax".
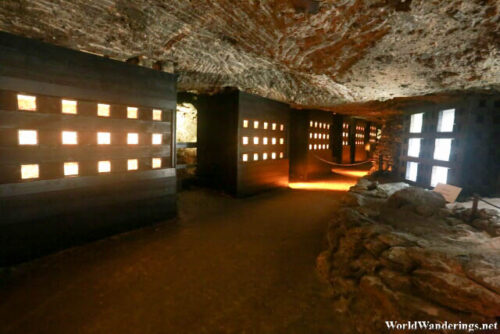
[
  {"xmin": 197, "ymin": 91, "xmax": 289, "ymax": 197},
  {"xmin": 289, "ymin": 109, "xmax": 333, "ymax": 181},
  {"xmin": 0, "ymin": 32, "xmax": 177, "ymax": 265}
]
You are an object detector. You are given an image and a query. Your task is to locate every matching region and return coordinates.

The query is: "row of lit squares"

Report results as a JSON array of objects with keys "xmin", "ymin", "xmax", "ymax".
[
  {"xmin": 242, "ymin": 136, "xmax": 285, "ymax": 145},
  {"xmin": 17, "ymin": 94, "xmax": 163, "ymax": 120},
  {"xmin": 342, "ymin": 132, "xmax": 349, "ymax": 138},
  {"xmin": 20, "ymin": 158, "xmax": 163, "ymax": 179},
  {"xmin": 308, "ymin": 144, "xmax": 329, "ymax": 150},
  {"xmin": 355, "ymin": 133, "xmax": 364, "ymax": 138},
  {"xmin": 405, "ymin": 162, "xmax": 449, "ymax": 187},
  {"xmin": 242, "ymin": 119, "xmax": 284, "ymax": 131},
  {"xmin": 309, "ymin": 133, "xmax": 330, "ymax": 140},
  {"xmin": 355, "ymin": 141, "xmax": 365, "ymax": 145},
  {"xmin": 309, "ymin": 121, "xmax": 330, "ymax": 129},
  {"xmin": 343, "ymin": 123, "xmax": 349, "ymax": 129},
  {"xmin": 343, "ymin": 141, "xmax": 349, "ymax": 146},
  {"xmin": 17, "ymin": 130, "xmax": 163, "ymax": 145},
  {"xmin": 241, "ymin": 152, "xmax": 284, "ymax": 162},
  {"xmin": 355, "ymin": 126, "xmax": 365, "ymax": 131}
]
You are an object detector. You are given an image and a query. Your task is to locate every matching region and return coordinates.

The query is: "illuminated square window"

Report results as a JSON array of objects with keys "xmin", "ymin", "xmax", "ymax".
[
  {"xmin": 128, "ymin": 159, "xmax": 138, "ymax": 171},
  {"xmin": 253, "ymin": 136, "xmax": 259, "ymax": 145},
  {"xmin": 243, "ymin": 119, "xmax": 249, "ymax": 128},
  {"xmin": 326, "ymin": 144, "xmax": 329, "ymax": 149},
  {"xmin": 272, "ymin": 123, "xmax": 277, "ymax": 130},
  {"xmin": 407, "ymin": 138, "xmax": 421, "ymax": 158},
  {"xmin": 152, "ymin": 109, "xmax": 162, "ymax": 121},
  {"xmin": 405, "ymin": 161, "xmax": 418, "ymax": 182},
  {"xmin": 327, "ymin": 134, "xmax": 330, "ymax": 139},
  {"xmin": 314, "ymin": 144, "xmax": 317, "ymax": 150},
  {"xmin": 310, "ymin": 121, "xmax": 313, "ymax": 127},
  {"xmin": 152, "ymin": 158, "xmax": 162, "ymax": 169},
  {"xmin": 64, "ymin": 162, "xmax": 79, "ymax": 176},
  {"xmin": 431, "ymin": 166, "xmax": 448, "ymax": 187},
  {"xmin": 253, "ymin": 153, "xmax": 259, "ymax": 161},
  {"xmin": 314, "ymin": 133, "xmax": 318, "ymax": 139},
  {"xmin": 98, "ymin": 161, "xmax": 111, "ymax": 173},
  {"xmin": 437, "ymin": 109, "xmax": 455, "ymax": 132},
  {"xmin": 152, "ymin": 133, "xmax": 163, "ymax": 145},
  {"xmin": 263, "ymin": 137, "xmax": 268, "ymax": 145},
  {"xmin": 279, "ymin": 138, "xmax": 284, "ymax": 145},
  {"xmin": 410, "ymin": 113, "xmax": 423, "ymax": 133},
  {"xmin": 128, "ymin": 133, "xmax": 139, "ymax": 145},
  {"xmin": 263, "ymin": 153, "xmax": 268, "ymax": 160},
  {"xmin": 242, "ymin": 136, "xmax": 249, "ymax": 145},
  {"xmin": 279, "ymin": 152, "xmax": 284, "ymax": 159},
  {"xmin": 280, "ymin": 124, "xmax": 284, "ymax": 131},
  {"xmin": 309, "ymin": 144, "xmax": 312, "ymax": 150},
  {"xmin": 433, "ymin": 138, "xmax": 452, "ymax": 161},
  {"xmin": 263, "ymin": 122, "xmax": 268, "ymax": 130},
  {"xmin": 62, "ymin": 131, "xmax": 78, "ymax": 145},
  {"xmin": 18, "ymin": 130, "xmax": 37, "ymax": 145},
  {"xmin": 323, "ymin": 134, "xmax": 326, "ymax": 139},
  {"xmin": 242, "ymin": 153, "xmax": 248, "ymax": 162},
  {"xmin": 98, "ymin": 104, "xmax": 110, "ymax": 117},
  {"xmin": 272, "ymin": 137, "xmax": 277, "ymax": 145},
  {"xmin": 254, "ymin": 121, "xmax": 259, "ymax": 129},
  {"xmin": 17, "ymin": 94, "xmax": 37, "ymax": 111},
  {"xmin": 21, "ymin": 164, "xmax": 39, "ymax": 179},
  {"xmin": 271, "ymin": 152, "xmax": 276, "ymax": 159},
  {"xmin": 127, "ymin": 107, "xmax": 138, "ymax": 119},
  {"xmin": 62, "ymin": 100, "xmax": 77, "ymax": 114},
  {"xmin": 309, "ymin": 133, "xmax": 313, "ymax": 139},
  {"xmin": 327, "ymin": 124, "xmax": 330, "ymax": 129},
  {"xmin": 314, "ymin": 122, "xmax": 318, "ymax": 128},
  {"xmin": 97, "ymin": 132, "xmax": 111, "ymax": 145}
]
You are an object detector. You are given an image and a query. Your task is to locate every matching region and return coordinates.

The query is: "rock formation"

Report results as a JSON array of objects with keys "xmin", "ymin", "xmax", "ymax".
[
  {"xmin": 0, "ymin": 0, "xmax": 498, "ymax": 111},
  {"xmin": 317, "ymin": 179, "xmax": 500, "ymax": 334}
]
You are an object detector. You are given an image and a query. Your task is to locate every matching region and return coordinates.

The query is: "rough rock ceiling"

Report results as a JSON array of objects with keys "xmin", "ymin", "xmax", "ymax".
[{"xmin": 0, "ymin": 0, "xmax": 499, "ymax": 110}]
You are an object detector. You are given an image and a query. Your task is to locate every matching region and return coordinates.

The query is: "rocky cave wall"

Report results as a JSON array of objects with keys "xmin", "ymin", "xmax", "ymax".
[
  {"xmin": 0, "ymin": 0, "xmax": 498, "ymax": 113},
  {"xmin": 317, "ymin": 179, "xmax": 500, "ymax": 334}
]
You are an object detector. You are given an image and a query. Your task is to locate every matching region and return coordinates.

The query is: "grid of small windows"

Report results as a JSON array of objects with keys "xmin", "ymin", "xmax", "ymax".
[
  {"xmin": 355, "ymin": 125, "xmax": 365, "ymax": 146},
  {"xmin": 12, "ymin": 93, "xmax": 169, "ymax": 181},
  {"xmin": 308, "ymin": 120, "xmax": 330, "ymax": 151},
  {"xmin": 240, "ymin": 117, "xmax": 286, "ymax": 163},
  {"xmin": 369, "ymin": 125, "xmax": 377, "ymax": 143},
  {"xmin": 404, "ymin": 109, "xmax": 455, "ymax": 186},
  {"xmin": 342, "ymin": 122, "xmax": 350, "ymax": 146}
]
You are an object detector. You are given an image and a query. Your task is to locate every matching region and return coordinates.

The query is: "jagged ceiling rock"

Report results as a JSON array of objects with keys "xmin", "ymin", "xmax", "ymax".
[{"xmin": 0, "ymin": 0, "xmax": 498, "ymax": 110}]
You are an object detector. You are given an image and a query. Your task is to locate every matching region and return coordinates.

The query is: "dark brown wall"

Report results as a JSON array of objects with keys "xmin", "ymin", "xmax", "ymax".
[{"xmin": 0, "ymin": 32, "xmax": 177, "ymax": 266}]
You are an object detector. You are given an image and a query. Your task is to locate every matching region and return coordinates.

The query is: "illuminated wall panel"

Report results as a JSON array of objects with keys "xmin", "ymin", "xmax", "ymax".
[{"xmin": 0, "ymin": 32, "xmax": 177, "ymax": 265}]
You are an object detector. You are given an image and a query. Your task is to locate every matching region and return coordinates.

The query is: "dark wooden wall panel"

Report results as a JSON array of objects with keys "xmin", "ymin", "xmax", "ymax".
[{"xmin": 0, "ymin": 33, "xmax": 177, "ymax": 265}]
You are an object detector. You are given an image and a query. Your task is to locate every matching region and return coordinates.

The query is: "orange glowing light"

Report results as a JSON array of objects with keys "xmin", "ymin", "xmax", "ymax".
[
  {"xmin": 288, "ymin": 181, "xmax": 355, "ymax": 191},
  {"xmin": 331, "ymin": 169, "xmax": 369, "ymax": 177}
]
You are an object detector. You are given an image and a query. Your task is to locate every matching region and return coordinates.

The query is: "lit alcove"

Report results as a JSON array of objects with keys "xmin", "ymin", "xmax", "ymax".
[
  {"xmin": 127, "ymin": 107, "xmax": 138, "ymax": 119},
  {"xmin": 152, "ymin": 133, "xmax": 163, "ymax": 145},
  {"xmin": 409, "ymin": 113, "xmax": 423, "ymax": 133},
  {"xmin": 405, "ymin": 161, "xmax": 418, "ymax": 182},
  {"xmin": 64, "ymin": 162, "xmax": 79, "ymax": 176},
  {"xmin": 433, "ymin": 138, "xmax": 453, "ymax": 161},
  {"xmin": 152, "ymin": 109, "xmax": 162, "ymax": 121},
  {"xmin": 97, "ymin": 104, "xmax": 110, "ymax": 117},
  {"xmin": 17, "ymin": 94, "xmax": 37, "ymax": 111},
  {"xmin": 152, "ymin": 158, "xmax": 162, "ymax": 169},
  {"xmin": 21, "ymin": 164, "xmax": 39, "ymax": 179},
  {"xmin": 98, "ymin": 161, "xmax": 111, "ymax": 173},
  {"xmin": 127, "ymin": 133, "xmax": 139, "ymax": 145},
  {"xmin": 97, "ymin": 132, "xmax": 111, "ymax": 145},
  {"xmin": 437, "ymin": 109, "xmax": 455, "ymax": 132},
  {"xmin": 127, "ymin": 159, "xmax": 138, "ymax": 171},
  {"xmin": 407, "ymin": 138, "xmax": 421, "ymax": 158},
  {"xmin": 253, "ymin": 153, "xmax": 259, "ymax": 161},
  {"xmin": 18, "ymin": 130, "xmax": 38, "ymax": 145},
  {"xmin": 62, "ymin": 131, "xmax": 78, "ymax": 145},
  {"xmin": 176, "ymin": 102, "xmax": 198, "ymax": 171},
  {"xmin": 62, "ymin": 99, "xmax": 77, "ymax": 114},
  {"xmin": 431, "ymin": 166, "xmax": 449, "ymax": 187}
]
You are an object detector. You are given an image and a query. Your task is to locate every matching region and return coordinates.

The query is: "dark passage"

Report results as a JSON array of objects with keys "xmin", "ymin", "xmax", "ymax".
[{"xmin": 0, "ymin": 183, "xmax": 355, "ymax": 333}]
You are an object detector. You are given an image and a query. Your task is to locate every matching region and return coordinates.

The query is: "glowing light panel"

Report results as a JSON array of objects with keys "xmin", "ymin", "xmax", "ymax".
[
  {"xmin": 97, "ymin": 132, "xmax": 111, "ymax": 145},
  {"xmin": 18, "ymin": 130, "xmax": 37, "ymax": 145},
  {"xmin": 17, "ymin": 94, "xmax": 36, "ymax": 111},
  {"xmin": 64, "ymin": 162, "xmax": 79, "ymax": 176},
  {"xmin": 127, "ymin": 107, "xmax": 138, "ymax": 119},
  {"xmin": 62, "ymin": 131, "xmax": 78, "ymax": 145},
  {"xmin": 21, "ymin": 164, "xmax": 39, "ymax": 179},
  {"xmin": 62, "ymin": 100, "xmax": 77, "ymax": 114},
  {"xmin": 98, "ymin": 104, "xmax": 110, "ymax": 117},
  {"xmin": 128, "ymin": 159, "xmax": 138, "ymax": 171}
]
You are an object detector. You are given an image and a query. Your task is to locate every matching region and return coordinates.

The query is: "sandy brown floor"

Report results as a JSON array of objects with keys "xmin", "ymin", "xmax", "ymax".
[{"xmin": 0, "ymin": 186, "xmax": 351, "ymax": 333}]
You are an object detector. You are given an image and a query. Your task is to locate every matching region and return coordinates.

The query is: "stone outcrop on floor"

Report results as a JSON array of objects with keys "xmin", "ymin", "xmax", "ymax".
[{"xmin": 317, "ymin": 178, "xmax": 500, "ymax": 334}]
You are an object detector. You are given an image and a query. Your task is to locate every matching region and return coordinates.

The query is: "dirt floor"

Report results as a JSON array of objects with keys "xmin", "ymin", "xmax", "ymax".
[{"xmin": 0, "ymin": 182, "xmax": 355, "ymax": 333}]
